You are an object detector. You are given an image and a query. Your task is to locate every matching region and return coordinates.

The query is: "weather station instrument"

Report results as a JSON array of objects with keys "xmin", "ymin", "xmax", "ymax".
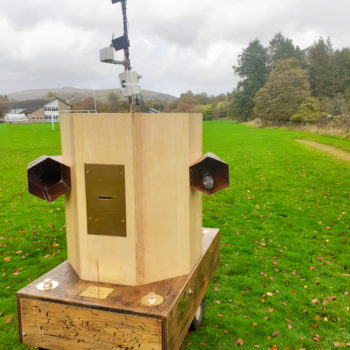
[
  {"xmin": 17, "ymin": 1, "xmax": 229, "ymax": 349},
  {"xmin": 100, "ymin": 0, "xmax": 142, "ymax": 111}
]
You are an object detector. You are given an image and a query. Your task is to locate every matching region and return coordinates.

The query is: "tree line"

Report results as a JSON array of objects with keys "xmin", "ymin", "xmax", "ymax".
[
  {"xmin": 2, "ymin": 32, "xmax": 349, "ymax": 124},
  {"xmin": 71, "ymin": 90, "xmax": 230, "ymax": 119},
  {"xmin": 233, "ymin": 33, "xmax": 350, "ymax": 124}
]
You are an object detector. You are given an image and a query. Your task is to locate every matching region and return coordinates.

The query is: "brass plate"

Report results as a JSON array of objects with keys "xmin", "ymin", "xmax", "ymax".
[
  {"xmin": 85, "ymin": 164, "xmax": 127, "ymax": 237},
  {"xmin": 80, "ymin": 286, "xmax": 114, "ymax": 299}
]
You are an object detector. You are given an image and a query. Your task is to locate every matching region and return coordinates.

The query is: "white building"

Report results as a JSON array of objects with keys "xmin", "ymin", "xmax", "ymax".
[
  {"xmin": 4, "ymin": 114, "xmax": 28, "ymax": 123},
  {"xmin": 4, "ymin": 98, "xmax": 71, "ymax": 124},
  {"xmin": 44, "ymin": 99, "xmax": 60, "ymax": 123}
]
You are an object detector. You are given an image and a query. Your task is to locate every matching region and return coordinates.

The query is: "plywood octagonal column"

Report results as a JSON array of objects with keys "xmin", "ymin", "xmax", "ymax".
[{"xmin": 60, "ymin": 113, "xmax": 202, "ymax": 286}]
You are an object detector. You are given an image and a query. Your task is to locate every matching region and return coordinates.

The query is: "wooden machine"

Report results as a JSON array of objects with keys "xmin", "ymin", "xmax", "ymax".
[
  {"xmin": 17, "ymin": 112, "xmax": 229, "ymax": 349},
  {"xmin": 17, "ymin": 2, "xmax": 229, "ymax": 349}
]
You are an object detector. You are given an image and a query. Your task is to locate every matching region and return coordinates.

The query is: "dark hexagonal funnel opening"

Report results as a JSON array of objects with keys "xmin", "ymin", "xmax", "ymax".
[
  {"xmin": 27, "ymin": 156, "xmax": 71, "ymax": 202},
  {"xmin": 30, "ymin": 158, "xmax": 62, "ymax": 186},
  {"xmin": 190, "ymin": 152, "xmax": 229, "ymax": 195}
]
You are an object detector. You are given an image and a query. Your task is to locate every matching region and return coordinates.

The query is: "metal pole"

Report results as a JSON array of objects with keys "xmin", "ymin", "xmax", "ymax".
[
  {"xmin": 121, "ymin": 0, "xmax": 128, "ymax": 38},
  {"xmin": 121, "ymin": 0, "xmax": 131, "ymax": 71},
  {"xmin": 93, "ymin": 89, "xmax": 97, "ymax": 113}
]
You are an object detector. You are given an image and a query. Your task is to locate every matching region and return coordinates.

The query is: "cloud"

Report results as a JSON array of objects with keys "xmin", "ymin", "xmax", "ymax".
[{"xmin": 0, "ymin": 0, "xmax": 349, "ymax": 96}]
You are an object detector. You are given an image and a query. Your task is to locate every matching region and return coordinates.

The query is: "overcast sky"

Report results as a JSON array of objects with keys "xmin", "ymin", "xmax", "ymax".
[{"xmin": 0, "ymin": 0, "xmax": 349, "ymax": 97}]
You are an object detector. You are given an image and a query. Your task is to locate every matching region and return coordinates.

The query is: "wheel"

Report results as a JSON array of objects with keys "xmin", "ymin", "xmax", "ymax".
[{"xmin": 189, "ymin": 298, "xmax": 205, "ymax": 331}]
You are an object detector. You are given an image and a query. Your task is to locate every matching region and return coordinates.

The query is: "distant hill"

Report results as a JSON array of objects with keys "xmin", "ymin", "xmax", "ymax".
[{"xmin": 7, "ymin": 87, "xmax": 177, "ymax": 104}]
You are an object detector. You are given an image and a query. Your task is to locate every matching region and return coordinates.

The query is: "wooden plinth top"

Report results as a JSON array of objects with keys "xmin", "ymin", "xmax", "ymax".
[{"xmin": 17, "ymin": 228, "xmax": 219, "ymax": 319}]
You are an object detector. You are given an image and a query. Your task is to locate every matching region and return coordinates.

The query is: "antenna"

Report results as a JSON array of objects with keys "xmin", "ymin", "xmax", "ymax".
[{"xmin": 100, "ymin": 0, "xmax": 142, "ymax": 111}]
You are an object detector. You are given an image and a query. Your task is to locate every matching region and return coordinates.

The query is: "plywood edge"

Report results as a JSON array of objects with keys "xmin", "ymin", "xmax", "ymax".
[
  {"xmin": 189, "ymin": 114, "xmax": 203, "ymax": 269},
  {"xmin": 133, "ymin": 112, "xmax": 202, "ymax": 118},
  {"xmin": 18, "ymin": 295, "xmax": 164, "ymax": 321},
  {"xmin": 68, "ymin": 112, "xmax": 132, "ymax": 118},
  {"xmin": 60, "ymin": 114, "xmax": 82, "ymax": 276},
  {"xmin": 70, "ymin": 115, "xmax": 88, "ymax": 280},
  {"xmin": 133, "ymin": 114, "xmax": 144, "ymax": 285},
  {"xmin": 18, "ymin": 295, "xmax": 165, "ymax": 323},
  {"xmin": 17, "ymin": 288, "xmax": 165, "ymax": 322}
]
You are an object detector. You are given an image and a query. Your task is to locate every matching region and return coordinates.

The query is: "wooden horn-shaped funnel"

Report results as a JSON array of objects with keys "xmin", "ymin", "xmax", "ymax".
[
  {"xmin": 27, "ymin": 156, "xmax": 71, "ymax": 202},
  {"xmin": 190, "ymin": 152, "xmax": 229, "ymax": 195}
]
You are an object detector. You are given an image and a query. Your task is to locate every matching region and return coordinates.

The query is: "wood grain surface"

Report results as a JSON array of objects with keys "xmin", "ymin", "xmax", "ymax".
[
  {"xmin": 21, "ymin": 298, "xmax": 162, "ymax": 350},
  {"xmin": 132, "ymin": 113, "xmax": 203, "ymax": 284},
  {"xmin": 60, "ymin": 113, "xmax": 203, "ymax": 286},
  {"xmin": 61, "ymin": 113, "xmax": 138, "ymax": 286}
]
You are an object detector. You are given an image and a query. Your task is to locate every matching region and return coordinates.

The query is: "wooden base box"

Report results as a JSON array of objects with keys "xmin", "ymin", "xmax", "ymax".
[{"xmin": 17, "ymin": 229, "xmax": 220, "ymax": 350}]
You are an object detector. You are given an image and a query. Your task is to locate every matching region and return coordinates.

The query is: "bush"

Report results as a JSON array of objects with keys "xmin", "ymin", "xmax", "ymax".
[
  {"xmin": 290, "ymin": 98, "xmax": 327, "ymax": 124},
  {"xmin": 196, "ymin": 104, "xmax": 213, "ymax": 121}
]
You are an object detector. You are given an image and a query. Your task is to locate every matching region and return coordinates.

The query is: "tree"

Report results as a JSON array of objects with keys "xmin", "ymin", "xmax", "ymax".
[
  {"xmin": 306, "ymin": 37, "xmax": 339, "ymax": 97},
  {"xmin": 194, "ymin": 92, "xmax": 210, "ymax": 105},
  {"xmin": 320, "ymin": 93, "xmax": 349, "ymax": 116},
  {"xmin": 0, "ymin": 103, "xmax": 8, "ymax": 119},
  {"xmin": 108, "ymin": 92, "xmax": 124, "ymax": 112},
  {"xmin": 335, "ymin": 48, "xmax": 350, "ymax": 93},
  {"xmin": 233, "ymin": 39, "xmax": 270, "ymax": 121},
  {"xmin": 0, "ymin": 95, "xmax": 9, "ymax": 119},
  {"xmin": 268, "ymin": 32, "xmax": 304, "ymax": 66},
  {"xmin": 226, "ymin": 91, "xmax": 236, "ymax": 119},
  {"xmin": 196, "ymin": 104, "xmax": 213, "ymax": 120},
  {"xmin": 72, "ymin": 97, "xmax": 109, "ymax": 113},
  {"xmin": 47, "ymin": 91, "xmax": 56, "ymax": 99},
  {"xmin": 142, "ymin": 99, "xmax": 166, "ymax": 113},
  {"xmin": 169, "ymin": 91, "xmax": 200, "ymax": 113},
  {"xmin": 254, "ymin": 58, "xmax": 311, "ymax": 122}
]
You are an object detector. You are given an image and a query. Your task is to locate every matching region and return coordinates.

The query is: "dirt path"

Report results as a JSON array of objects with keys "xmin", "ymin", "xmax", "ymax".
[{"xmin": 296, "ymin": 139, "xmax": 350, "ymax": 162}]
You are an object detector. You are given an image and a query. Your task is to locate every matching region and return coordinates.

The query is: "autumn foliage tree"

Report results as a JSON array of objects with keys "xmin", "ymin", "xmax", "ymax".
[
  {"xmin": 168, "ymin": 91, "xmax": 201, "ymax": 112},
  {"xmin": 254, "ymin": 58, "xmax": 311, "ymax": 122},
  {"xmin": 0, "ymin": 95, "xmax": 9, "ymax": 119},
  {"xmin": 0, "ymin": 104, "xmax": 8, "ymax": 119},
  {"xmin": 108, "ymin": 92, "xmax": 129, "ymax": 112},
  {"xmin": 47, "ymin": 91, "xmax": 56, "ymax": 99},
  {"xmin": 72, "ymin": 97, "xmax": 109, "ymax": 113}
]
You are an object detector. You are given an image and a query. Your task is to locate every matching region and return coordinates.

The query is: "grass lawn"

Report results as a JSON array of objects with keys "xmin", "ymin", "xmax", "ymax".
[{"xmin": 0, "ymin": 121, "xmax": 349, "ymax": 349}]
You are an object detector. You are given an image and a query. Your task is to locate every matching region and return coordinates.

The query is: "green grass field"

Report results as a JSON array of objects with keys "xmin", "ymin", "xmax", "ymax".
[{"xmin": 0, "ymin": 122, "xmax": 349, "ymax": 349}]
